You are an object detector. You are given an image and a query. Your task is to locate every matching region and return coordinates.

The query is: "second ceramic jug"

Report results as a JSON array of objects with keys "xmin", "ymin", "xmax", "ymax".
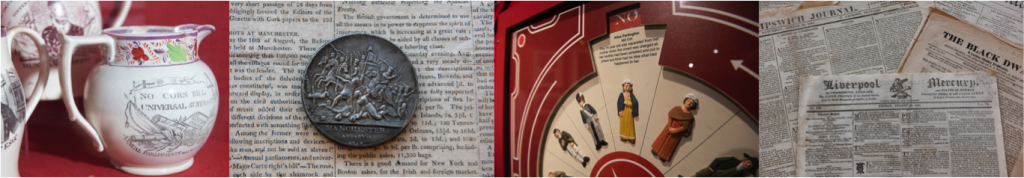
[
  {"xmin": 3, "ymin": 1, "xmax": 130, "ymax": 100},
  {"xmin": 58, "ymin": 24, "xmax": 218, "ymax": 176},
  {"xmin": 1, "ymin": 26, "xmax": 50, "ymax": 177}
]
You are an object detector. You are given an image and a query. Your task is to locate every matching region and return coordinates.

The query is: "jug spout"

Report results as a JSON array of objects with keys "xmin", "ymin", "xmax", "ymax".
[
  {"xmin": 176, "ymin": 24, "xmax": 214, "ymax": 59},
  {"xmin": 196, "ymin": 25, "xmax": 215, "ymax": 52},
  {"xmin": 176, "ymin": 24, "xmax": 215, "ymax": 46}
]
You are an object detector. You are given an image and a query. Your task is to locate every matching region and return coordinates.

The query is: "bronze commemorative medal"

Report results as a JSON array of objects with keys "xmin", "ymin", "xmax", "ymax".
[{"xmin": 302, "ymin": 34, "xmax": 418, "ymax": 147}]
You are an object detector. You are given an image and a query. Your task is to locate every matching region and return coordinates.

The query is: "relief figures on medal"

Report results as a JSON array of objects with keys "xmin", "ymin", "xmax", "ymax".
[{"xmin": 302, "ymin": 34, "xmax": 418, "ymax": 147}]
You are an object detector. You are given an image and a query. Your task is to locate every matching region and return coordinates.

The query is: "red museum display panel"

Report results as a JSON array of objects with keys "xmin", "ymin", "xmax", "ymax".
[{"xmin": 496, "ymin": 1, "xmax": 759, "ymax": 177}]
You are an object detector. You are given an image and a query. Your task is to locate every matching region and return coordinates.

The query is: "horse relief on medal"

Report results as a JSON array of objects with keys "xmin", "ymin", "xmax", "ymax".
[{"xmin": 301, "ymin": 34, "xmax": 418, "ymax": 148}]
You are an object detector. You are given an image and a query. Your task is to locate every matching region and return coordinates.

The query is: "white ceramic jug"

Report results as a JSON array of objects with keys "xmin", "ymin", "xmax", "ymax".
[
  {"xmin": 1, "ymin": 26, "xmax": 50, "ymax": 177},
  {"xmin": 58, "ymin": 24, "xmax": 217, "ymax": 176},
  {"xmin": 2, "ymin": 1, "xmax": 130, "ymax": 100}
]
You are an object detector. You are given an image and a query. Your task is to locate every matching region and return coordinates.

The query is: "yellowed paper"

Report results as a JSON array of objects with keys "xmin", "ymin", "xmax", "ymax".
[
  {"xmin": 758, "ymin": 1, "xmax": 933, "ymax": 176},
  {"xmin": 898, "ymin": 8, "xmax": 1024, "ymax": 177},
  {"xmin": 797, "ymin": 72, "xmax": 1007, "ymax": 177},
  {"xmin": 227, "ymin": 1, "xmax": 496, "ymax": 176},
  {"xmin": 934, "ymin": 1, "xmax": 1023, "ymax": 46}
]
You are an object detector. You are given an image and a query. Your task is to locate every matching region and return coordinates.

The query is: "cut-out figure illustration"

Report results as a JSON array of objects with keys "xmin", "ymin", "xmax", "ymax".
[
  {"xmin": 548, "ymin": 171, "xmax": 570, "ymax": 177},
  {"xmin": 553, "ymin": 128, "xmax": 591, "ymax": 167},
  {"xmin": 693, "ymin": 153, "xmax": 758, "ymax": 177},
  {"xmin": 651, "ymin": 94, "xmax": 699, "ymax": 161},
  {"xmin": 617, "ymin": 79, "xmax": 639, "ymax": 143},
  {"xmin": 577, "ymin": 92, "xmax": 608, "ymax": 150}
]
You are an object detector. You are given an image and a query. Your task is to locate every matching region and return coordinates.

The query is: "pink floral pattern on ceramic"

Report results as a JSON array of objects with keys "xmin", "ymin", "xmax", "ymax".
[
  {"xmin": 105, "ymin": 25, "xmax": 211, "ymax": 66},
  {"xmin": 114, "ymin": 38, "xmax": 197, "ymax": 66}
]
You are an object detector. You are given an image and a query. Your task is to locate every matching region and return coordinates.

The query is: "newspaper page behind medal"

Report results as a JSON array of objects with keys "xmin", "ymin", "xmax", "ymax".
[
  {"xmin": 898, "ymin": 8, "xmax": 1024, "ymax": 176},
  {"xmin": 796, "ymin": 72, "xmax": 1007, "ymax": 177},
  {"xmin": 228, "ymin": 1, "xmax": 496, "ymax": 176},
  {"xmin": 757, "ymin": 2, "xmax": 933, "ymax": 176}
]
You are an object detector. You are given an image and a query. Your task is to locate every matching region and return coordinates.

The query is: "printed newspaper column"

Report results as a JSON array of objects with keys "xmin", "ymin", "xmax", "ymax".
[
  {"xmin": 797, "ymin": 72, "xmax": 1007, "ymax": 177},
  {"xmin": 470, "ymin": 2, "xmax": 497, "ymax": 175},
  {"xmin": 757, "ymin": 2, "xmax": 934, "ymax": 176},
  {"xmin": 228, "ymin": 1, "xmax": 337, "ymax": 177},
  {"xmin": 898, "ymin": 8, "xmax": 1024, "ymax": 176},
  {"xmin": 228, "ymin": 1, "xmax": 495, "ymax": 176}
]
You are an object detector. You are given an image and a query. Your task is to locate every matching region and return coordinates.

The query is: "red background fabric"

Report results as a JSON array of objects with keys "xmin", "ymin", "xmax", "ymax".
[{"xmin": 18, "ymin": 1, "xmax": 228, "ymax": 176}]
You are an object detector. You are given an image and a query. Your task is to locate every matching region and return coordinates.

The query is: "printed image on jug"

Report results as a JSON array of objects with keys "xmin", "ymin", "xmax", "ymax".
[
  {"xmin": 1, "ymin": 70, "xmax": 26, "ymax": 150},
  {"xmin": 122, "ymin": 73, "xmax": 217, "ymax": 157}
]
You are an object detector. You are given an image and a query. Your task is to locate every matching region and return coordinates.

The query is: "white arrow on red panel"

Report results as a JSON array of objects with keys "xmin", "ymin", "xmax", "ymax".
[{"xmin": 730, "ymin": 60, "xmax": 758, "ymax": 80}]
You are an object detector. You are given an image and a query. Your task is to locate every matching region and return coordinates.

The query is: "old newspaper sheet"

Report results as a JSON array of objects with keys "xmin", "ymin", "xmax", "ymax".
[
  {"xmin": 228, "ymin": 1, "xmax": 496, "ymax": 176},
  {"xmin": 758, "ymin": 1, "xmax": 933, "ymax": 176},
  {"xmin": 797, "ymin": 72, "xmax": 1007, "ymax": 177},
  {"xmin": 759, "ymin": 1, "xmax": 800, "ymax": 12},
  {"xmin": 761, "ymin": 0, "xmax": 839, "ymax": 11},
  {"xmin": 898, "ymin": 9, "xmax": 1024, "ymax": 177},
  {"xmin": 761, "ymin": 2, "xmax": 1023, "ymax": 45},
  {"xmin": 934, "ymin": 1, "xmax": 1023, "ymax": 46}
]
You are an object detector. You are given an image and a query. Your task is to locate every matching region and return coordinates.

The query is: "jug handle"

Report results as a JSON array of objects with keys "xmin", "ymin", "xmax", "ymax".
[
  {"xmin": 5, "ymin": 27, "xmax": 50, "ymax": 120},
  {"xmin": 110, "ymin": 1, "xmax": 132, "ymax": 28},
  {"xmin": 58, "ymin": 34, "xmax": 114, "ymax": 152}
]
